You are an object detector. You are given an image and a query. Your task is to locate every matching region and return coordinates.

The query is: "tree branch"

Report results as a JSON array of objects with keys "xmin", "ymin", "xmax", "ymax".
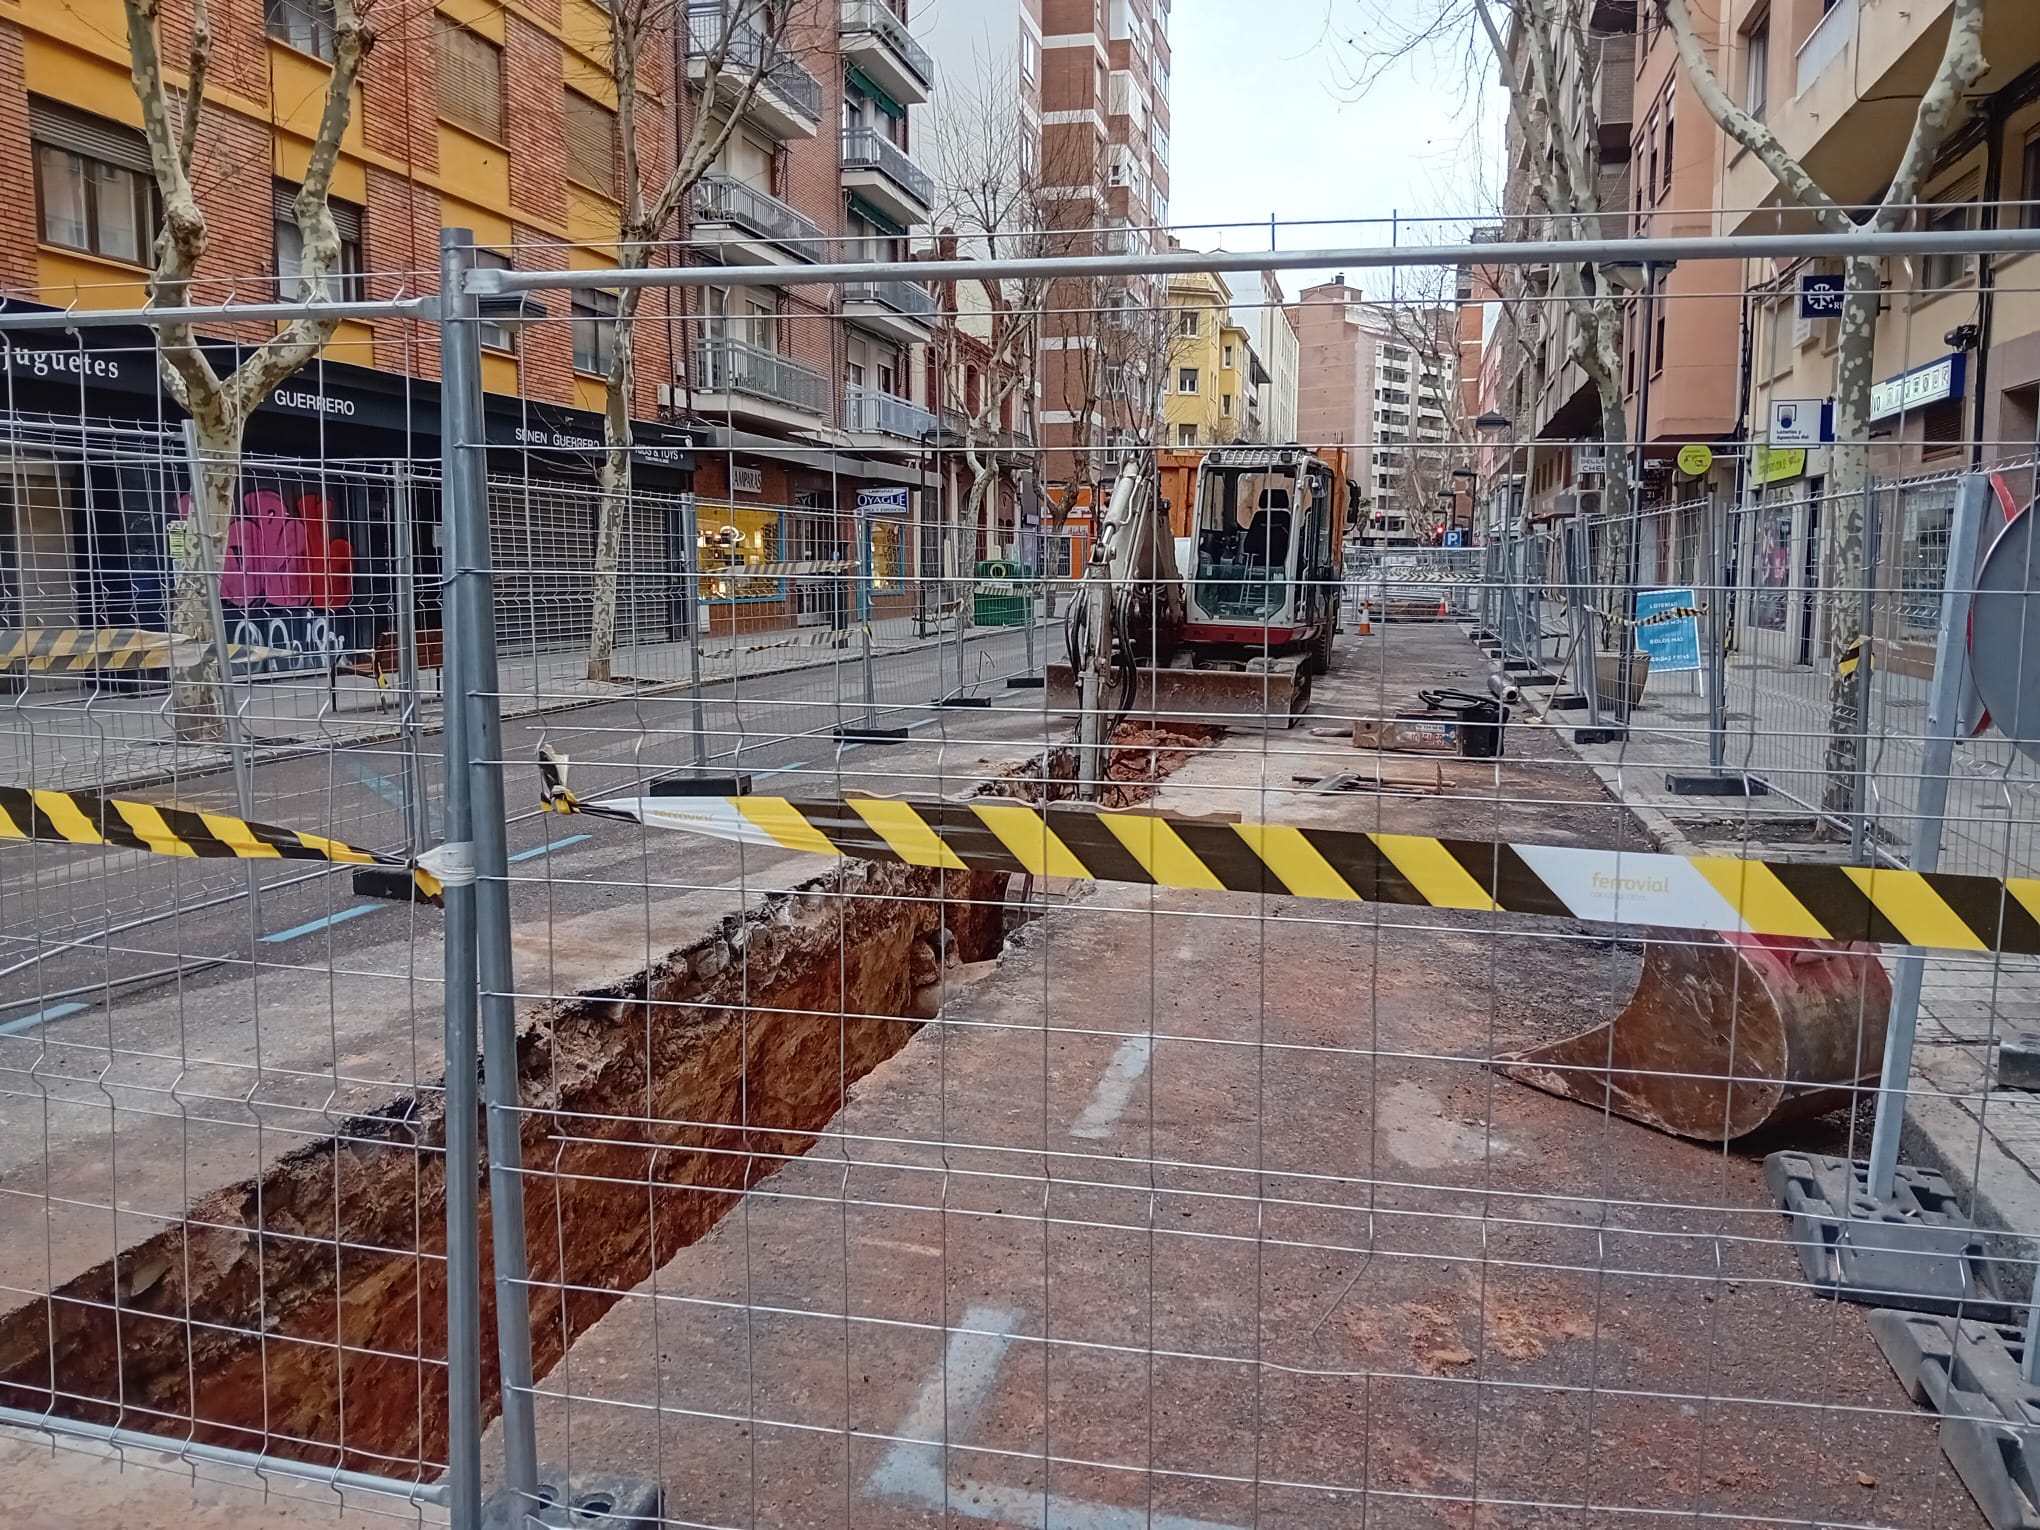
[
  {"xmin": 1872, "ymin": 0, "xmax": 1988, "ymax": 230},
  {"xmin": 229, "ymin": 0, "xmax": 375, "ymax": 410},
  {"xmin": 124, "ymin": 0, "xmax": 217, "ymax": 407},
  {"xmin": 1651, "ymin": 0, "xmax": 1852, "ymax": 232}
]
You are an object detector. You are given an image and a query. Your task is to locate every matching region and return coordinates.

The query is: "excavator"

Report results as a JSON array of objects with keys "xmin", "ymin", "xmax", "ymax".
[{"xmin": 1045, "ymin": 445, "xmax": 1346, "ymax": 733}]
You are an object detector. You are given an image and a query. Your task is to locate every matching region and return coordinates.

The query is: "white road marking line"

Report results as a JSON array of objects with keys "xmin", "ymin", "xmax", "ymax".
[
  {"xmin": 864, "ymin": 1304, "xmax": 1247, "ymax": 1530},
  {"xmin": 1071, "ymin": 1035, "xmax": 1155, "ymax": 1140}
]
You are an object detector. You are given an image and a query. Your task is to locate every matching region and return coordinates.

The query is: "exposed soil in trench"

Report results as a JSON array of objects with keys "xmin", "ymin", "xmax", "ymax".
[{"xmin": 0, "ymin": 727, "xmax": 1215, "ymax": 1482}]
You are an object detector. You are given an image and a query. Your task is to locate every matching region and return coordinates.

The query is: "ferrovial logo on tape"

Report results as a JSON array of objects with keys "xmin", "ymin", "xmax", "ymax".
[{"xmin": 1590, "ymin": 870, "xmax": 1673, "ymax": 897}]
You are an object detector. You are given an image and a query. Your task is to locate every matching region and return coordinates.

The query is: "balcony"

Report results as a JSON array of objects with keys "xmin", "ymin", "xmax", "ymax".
[
  {"xmin": 686, "ymin": 4, "xmax": 822, "ymax": 141},
  {"xmin": 844, "ymin": 383, "xmax": 937, "ymax": 443},
  {"xmin": 1100, "ymin": 219, "xmax": 1143, "ymax": 255},
  {"xmin": 840, "ymin": 125, "xmax": 933, "ymax": 227},
  {"xmin": 839, "ymin": 1, "xmax": 933, "ymax": 107},
  {"xmin": 843, "ymin": 276, "xmax": 937, "ymax": 342},
  {"xmin": 693, "ymin": 177, "xmax": 828, "ymax": 266},
  {"xmin": 1590, "ymin": 32, "xmax": 1634, "ymax": 153},
  {"xmin": 692, "ymin": 336, "xmax": 826, "ymax": 424},
  {"xmin": 1796, "ymin": 0, "xmax": 1857, "ymax": 97}
]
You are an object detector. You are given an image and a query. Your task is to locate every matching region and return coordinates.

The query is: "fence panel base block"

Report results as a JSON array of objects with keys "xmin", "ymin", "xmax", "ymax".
[
  {"xmin": 1766, "ymin": 1151, "xmax": 2015, "ymax": 1320},
  {"xmin": 1870, "ymin": 1310, "xmax": 2040, "ymax": 1530}
]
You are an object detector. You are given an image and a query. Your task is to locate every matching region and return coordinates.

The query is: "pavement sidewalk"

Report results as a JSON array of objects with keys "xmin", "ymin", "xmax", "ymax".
[
  {"xmin": 0, "ymin": 610, "xmax": 1041, "ymax": 797},
  {"xmin": 1498, "ymin": 622, "xmax": 2040, "ymax": 1262}
]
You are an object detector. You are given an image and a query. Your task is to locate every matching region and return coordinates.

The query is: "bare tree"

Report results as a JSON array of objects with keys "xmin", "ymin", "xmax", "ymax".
[
  {"xmin": 1377, "ymin": 266, "xmax": 1471, "ymax": 541},
  {"xmin": 1650, "ymin": 0, "xmax": 1987, "ymax": 814},
  {"xmin": 585, "ymin": 0, "xmax": 799, "ymax": 682},
  {"xmin": 127, "ymin": 0, "xmax": 372, "ymax": 736},
  {"xmin": 927, "ymin": 63, "xmax": 1063, "ymax": 560},
  {"xmin": 1352, "ymin": 0, "xmax": 1635, "ymax": 589},
  {"xmin": 1045, "ymin": 271, "xmax": 1180, "ymax": 527}
]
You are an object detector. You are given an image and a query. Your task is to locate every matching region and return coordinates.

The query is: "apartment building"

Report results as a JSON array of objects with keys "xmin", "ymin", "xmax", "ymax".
[
  {"xmin": 1490, "ymin": 3, "xmax": 1633, "ymax": 522},
  {"xmin": 1714, "ymin": 0, "xmax": 2040, "ymax": 666},
  {"xmin": 1622, "ymin": 0, "xmax": 1742, "ymax": 586},
  {"xmin": 1290, "ymin": 279, "xmax": 1460, "ymax": 542},
  {"xmin": 1034, "ymin": 0, "xmax": 1172, "ymax": 485},
  {"xmin": 1161, "ymin": 267, "xmax": 1255, "ymax": 447},
  {"xmin": 0, "ymin": 0, "xmax": 950, "ymax": 656},
  {"xmin": 1254, "ymin": 270, "xmax": 1301, "ymax": 447},
  {"xmin": 682, "ymin": 0, "xmax": 942, "ymax": 633}
]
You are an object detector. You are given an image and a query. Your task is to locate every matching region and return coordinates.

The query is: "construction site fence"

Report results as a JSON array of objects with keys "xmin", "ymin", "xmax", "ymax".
[{"xmin": 11, "ymin": 233, "xmax": 2040, "ymax": 1530}]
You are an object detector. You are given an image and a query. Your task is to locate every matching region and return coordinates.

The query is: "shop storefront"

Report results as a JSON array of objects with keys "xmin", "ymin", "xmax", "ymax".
[
  {"xmin": 0, "ymin": 312, "xmax": 697, "ymax": 668},
  {"xmin": 689, "ymin": 434, "xmax": 935, "ymax": 638}
]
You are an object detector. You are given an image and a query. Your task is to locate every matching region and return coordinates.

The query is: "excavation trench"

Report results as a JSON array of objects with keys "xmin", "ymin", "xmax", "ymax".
[{"xmin": 0, "ymin": 730, "xmax": 1212, "ymax": 1482}]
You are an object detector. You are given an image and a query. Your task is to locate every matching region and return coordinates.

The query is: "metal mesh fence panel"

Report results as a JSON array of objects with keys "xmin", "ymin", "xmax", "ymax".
[{"xmin": 9, "ymin": 230, "xmax": 2040, "ymax": 1530}]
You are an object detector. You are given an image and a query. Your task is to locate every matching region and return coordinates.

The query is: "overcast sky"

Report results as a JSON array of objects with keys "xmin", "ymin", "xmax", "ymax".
[{"xmin": 1165, "ymin": 3, "xmax": 1502, "ymax": 304}]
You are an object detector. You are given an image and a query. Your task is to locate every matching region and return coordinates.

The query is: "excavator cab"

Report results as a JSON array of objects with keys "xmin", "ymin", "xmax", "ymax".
[{"xmin": 1187, "ymin": 449, "xmax": 1335, "ymax": 638}]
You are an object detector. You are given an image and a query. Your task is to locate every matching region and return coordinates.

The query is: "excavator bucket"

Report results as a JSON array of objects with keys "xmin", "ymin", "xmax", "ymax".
[
  {"xmin": 1044, "ymin": 659, "xmax": 1312, "ymax": 730},
  {"xmin": 1495, "ymin": 931, "xmax": 1892, "ymax": 1143}
]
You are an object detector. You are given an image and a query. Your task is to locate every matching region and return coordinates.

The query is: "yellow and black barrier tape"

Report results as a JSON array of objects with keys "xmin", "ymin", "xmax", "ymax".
[
  {"xmin": 534, "ymin": 752, "xmax": 2040, "ymax": 957},
  {"xmin": 0, "ymin": 785, "xmax": 443, "ymax": 902},
  {"xmin": 0, "ymin": 627, "xmax": 283, "ymax": 674},
  {"xmin": 1837, "ymin": 635, "xmax": 1870, "ymax": 679}
]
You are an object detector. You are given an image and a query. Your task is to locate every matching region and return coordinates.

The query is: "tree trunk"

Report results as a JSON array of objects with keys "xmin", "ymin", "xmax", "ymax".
[
  {"xmin": 171, "ymin": 409, "xmax": 246, "ymax": 739},
  {"xmin": 1820, "ymin": 252, "xmax": 1881, "ymax": 815},
  {"xmin": 587, "ymin": 286, "xmax": 642, "ymax": 684}
]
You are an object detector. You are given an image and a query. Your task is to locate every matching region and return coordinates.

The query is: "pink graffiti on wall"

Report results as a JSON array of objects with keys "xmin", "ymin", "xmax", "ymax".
[{"xmin": 179, "ymin": 488, "xmax": 355, "ymax": 609}]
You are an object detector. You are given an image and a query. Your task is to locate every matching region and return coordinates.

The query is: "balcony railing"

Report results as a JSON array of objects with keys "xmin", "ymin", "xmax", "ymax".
[
  {"xmin": 839, "ymin": 0, "xmax": 934, "ymax": 92},
  {"xmin": 694, "ymin": 336, "xmax": 825, "ymax": 415},
  {"xmin": 844, "ymin": 277, "xmax": 937, "ymax": 323},
  {"xmin": 693, "ymin": 177, "xmax": 827, "ymax": 258},
  {"xmin": 687, "ymin": 4, "xmax": 823, "ymax": 124},
  {"xmin": 840, "ymin": 125, "xmax": 934, "ymax": 210},
  {"xmin": 845, "ymin": 384, "xmax": 937, "ymax": 440},
  {"xmin": 1796, "ymin": 0, "xmax": 1857, "ymax": 96}
]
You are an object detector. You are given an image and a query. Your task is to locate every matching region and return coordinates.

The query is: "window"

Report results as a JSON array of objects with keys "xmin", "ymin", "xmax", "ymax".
[
  {"xmin": 436, "ymin": 17, "xmax": 504, "ymax": 141},
  {"xmin": 1922, "ymin": 398, "xmax": 1966, "ymax": 457},
  {"xmin": 266, "ymin": 0, "xmax": 335, "ymax": 61},
  {"xmin": 1660, "ymin": 110, "xmax": 1675, "ymax": 200},
  {"xmin": 1221, "ymin": 393, "xmax": 1233, "ymax": 415},
  {"xmin": 1222, "ymin": 343, "xmax": 1234, "ymax": 367},
  {"xmin": 2024, "ymin": 132, "xmax": 2040, "ymax": 230},
  {"xmin": 473, "ymin": 248, "xmax": 513, "ymax": 351},
  {"xmin": 564, "ymin": 91, "xmax": 618, "ymax": 194},
  {"xmin": 1924, "ymin": 196, "xmax": 1978, "ymax": 290},
  {"xmin": 30, "ymin": 102, "xmax": 154, "ymax": 264},
  {"xmin": 1177, "ymin": 424, "xmax": 1197, "ymax": 446},
  {"xmin": 573, "ymin": 289, "xmax": 619, "ymax": 375},
  {"xmin": 1177, "ymin": 310, "xmax": 1199, "ymax": 337},
  {"xmin": 1744, "ymin": 14, "xmax": 1769, "ymax": 123},
  {"xmin": 1177, "ymin": 367, "xmax": 1199, "ymax": 394},
  {"xmin": 1019, "ymin": 29, "xmax": 1040, "ymax": 86},
  {"xmin": 273, "ymin": 181, "xmax": 364, "ymax": 302}
]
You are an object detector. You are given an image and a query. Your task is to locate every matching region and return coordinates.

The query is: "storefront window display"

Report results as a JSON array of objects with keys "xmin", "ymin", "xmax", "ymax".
[
  {"xmin": 869, "ymin": 518, "xmax": 903, "ymax": 591},
  {"xmin": 1750, "ymin": 506, "xmax": 1793, "ymax": 633},
  {"xmin": 699, "ymin": 502, "xmax": 783, "ymax": 601}
]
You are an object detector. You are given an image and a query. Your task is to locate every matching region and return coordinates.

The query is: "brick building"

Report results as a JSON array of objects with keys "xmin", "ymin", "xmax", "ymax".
[{"xmin": 0, "ymin": 0, "xmax": 953, "ymax": 656}]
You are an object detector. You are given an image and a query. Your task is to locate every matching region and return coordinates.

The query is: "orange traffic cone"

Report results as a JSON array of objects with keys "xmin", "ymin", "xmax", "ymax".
[
  {"xmin": 1356, "ymin": 599, "xmax": 1373, "ymax": 637},
  {"xmin": 1436, "ymin": 596, "xmax": 1449, "ymax": 618}
]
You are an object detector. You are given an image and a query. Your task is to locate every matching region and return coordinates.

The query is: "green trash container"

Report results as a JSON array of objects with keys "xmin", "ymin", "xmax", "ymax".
[{"xmin": 972, "ymin": 559, "xmax": 1032, "ymax": 627}]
